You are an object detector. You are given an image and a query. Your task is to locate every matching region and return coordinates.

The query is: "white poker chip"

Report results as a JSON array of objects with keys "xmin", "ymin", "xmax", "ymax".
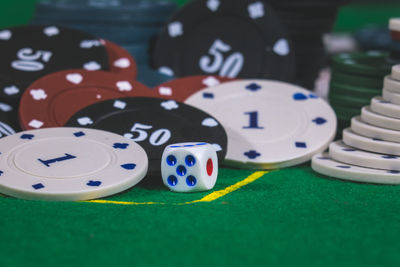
[
  {"xmin": 329, "ymin": 140, "xmax": 400, "ymax": 171},
  {"xmin": 312, "ymin": 152, "xmax": 400, "ymax": 185},
  {"xmin": 383, "ymin": 75, "xmax": 400, "ymax": 93},
  {"xmin": 392, "ymin": 65, "xmax": 400, "ymax": 81},
  {"xmin": 389, "ymin": 18, "xmax": 400, "ymax": 32},
  {"xmin": 185, "ymin": 80, "xmax": 337, "ymax": 169},
  {"xmin": 370, "ymin": 96, "xmax": 400, "ymax": 119},
  {"xmin": 383, "ymin": 88, "xmax": 400, "ymax": 105},
  {"xmin": 361, "ymin": 106, "xmax": 400, "ymax": 131},
  {"xmin": 351, "ymin": 116, "xmax": 400, "ymax": 143},
  {"xmin": 0, "ymin": 127, "xmax": 148, "ymax": 201},
  {"xmin": 343, "ymin": 128, "xmax": 400, "ymax": 156}
]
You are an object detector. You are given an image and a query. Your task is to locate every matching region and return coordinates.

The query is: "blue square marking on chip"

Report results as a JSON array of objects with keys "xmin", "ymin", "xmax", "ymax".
[
  {"xmin": 203, "ymin": 92, "xmax": 214, "ymax": 99},
  {"xmin": 295, "ymin": 142, "xmax": 307, "ymax": 148},
  {"xmin": 20, "ymin": 134, "xmax": 34, "ymax": 140},
  {"xmin": 113, "ymin": 143, "xmax": 129, "ymax": 149},
  {"xmin": 74, "ymin": 131, "xmax": 85, "ymax": 137},
  {"xmin": 32, "ymin": 183, "xmax": 44, "ymax": 190},
  {"xmin": 87, "ymin": 180, "xmax": 101, "ymax": 187}
]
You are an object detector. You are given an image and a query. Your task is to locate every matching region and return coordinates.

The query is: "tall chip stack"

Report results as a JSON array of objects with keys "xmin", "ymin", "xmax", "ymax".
[
  {"xmin": 328, "ymin": 51, "xmax": 392, "ymax": 138},
  {"xmin": 329, "ymin": 18, "xmax": 400, "ymax": 138},
  {"xmin": 312, "ymin": 63, "xmax": 400, "ymax": 185},
  {"xmin": 266, "ymin": 0, "xmax": 350, "ymax": 89},
  {"xmin": 30, "ymin": 0, "xmax": 177, "ymax": 86}
]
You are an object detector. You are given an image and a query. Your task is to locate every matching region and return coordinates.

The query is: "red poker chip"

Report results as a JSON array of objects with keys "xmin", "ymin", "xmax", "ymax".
[
  {"xmin": 102, "ymin": 39, "xmax": 137, "ymax": 79},
  {"xmin": 391, "ymin": 30, "xmax": 400, "ymax": 42},
  {"xmin": 19, "ymin": 69, "xmax": 153, "ymax": 130},
  {"xmin": 152, "ymin": 75, "xmax": 236, "ymax": 101}
]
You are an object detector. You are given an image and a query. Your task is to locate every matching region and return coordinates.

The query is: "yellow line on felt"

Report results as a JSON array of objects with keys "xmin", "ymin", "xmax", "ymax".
[
  {"xmin": 181, "ymin": 171, "xmax": 268, "ymax": 204},
  {"xmin": 85, "ymin": 171, "xmax": 269, "ymax": 206}
]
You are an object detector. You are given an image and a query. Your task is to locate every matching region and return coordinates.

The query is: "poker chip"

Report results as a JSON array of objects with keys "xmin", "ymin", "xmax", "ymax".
[
  {"xmin": 152, "ymin": 0, "xmax": 295, "ymax": 81},
  {"xmin": 33, "ymin": 0, "xmax": 177, "ymax": 25},
  {"xmin": 65, "ymin": 97, "xmax": 228, "ymax": 176},
  {"xmin": 0, "ymin": 127, "xmax": 148, "ymax": 201},
  {"xmin": 389, "ymin": 18, "xmax": 400, "ymax": 33},
  {"xmin": 137, "ymin": 65, "xmax": 174, "ymax": 87},
  {"xmin": 101, "ymin": 39, "xmax": 137, "ymax": 79},
  {"xmin": 312, "ymin": 152, "xmax": 400, "ymax": 185},
  {"xmin": 329, "ymin": 82, "xmax": 380, "ymax": 99},
  {"xmin": 185, "ymin": 80, "xmax": 336, "ymax": 169},
  {"xmin": 392, "ymin": 65, "xmax": 400, "ymax": 81},
  {"xmin": 19, "ymin": 69, "xmax": 152, "ymax": 130},
  {"xmin": 383, "ymin": 88, "xmax": 400, "ymax": 105},
  {"xmin": 370, "ymin": 96, "xmax": 400, "ymax": 119},
  {"xmin": 331, "ymin": 71, "xmax": 384, "ymax": 88},
  {"xmin": 331, "ymin": 105, "xmax": 360, "ymax": 121},
  {"xmin": 343, "ymin": 128, "xmax": 400, "ymax": 156},
  {"xmin": 0, "ymin": 100, "xmax": 20, "ymax": 137},
  {"xmin": 0, "ymin": 25, "xmax": 109, "ymax": 103},
  {"xmin": 383, "ymin": 75, "xmax": 400, "ymax": 93},
  {"xmin": 361, "ymin": 106, "xmax": 400, "ymax": 131},
  {"xmin": 351, "ymin": 116, "xmax": 400, "ymax": 143},
  {"xmin": 331, "ymin": 51, "xmax": 392, "ymax": 77},
  {"xmin": 329, "ymin": 92, "xmax": 372, "ymax": 108},
  {"xmin": 152, "ymin": 75, "xmax": 235, "ymax": 101},
  {"xmin": 329, "ymin": 140, "xmax": 400, "ymax": 171}
]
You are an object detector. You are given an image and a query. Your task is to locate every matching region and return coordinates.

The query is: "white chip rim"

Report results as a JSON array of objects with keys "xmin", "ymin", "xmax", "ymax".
[
  {"xmin": 343, "ymin": 128, "xmax": 400, "ymax": 156},
  {"xmin": 383, "ymin": 88, "xmax": 400, "ymax": 105},
  {"xmin": 370, "ymin": 96, "xmax": 400, "ymax": 119},
  {"xmin": 0, "ymin": 127, "xmax": 148, "ymax": 201},
  {"xmin": 389, "ymin": 18, "xmax": 400, "ymax": 31},
  {"xmin": 184, "ymin": 79, "xmax": 337, "ymax": 169},
  {"xmin": 361, "ymin": 106, "xmax": 400, "ymax": 131},
  {"xmin": 329, "ymin": 140, "xmax": 400, "ymax": 171},
  {"xmin": 383, "ymin": 75, "xmax": 400, "ymax": 93},
  {"xmin": 392, "ymin": 65, "xmax": 400, "ymax": 81},
  {"xmin": 351, "ymin": 116, "xmax": 400, "ymax": 143},
  {"xmin": 312, "ymin": 152, "xmax": 400, "ymax": 185}
]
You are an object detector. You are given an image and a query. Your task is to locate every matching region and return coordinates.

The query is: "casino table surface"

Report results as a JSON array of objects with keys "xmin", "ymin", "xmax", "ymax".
[{"xmin": 2, "ymin": 0, "xmax": 400, "ymax": 266}]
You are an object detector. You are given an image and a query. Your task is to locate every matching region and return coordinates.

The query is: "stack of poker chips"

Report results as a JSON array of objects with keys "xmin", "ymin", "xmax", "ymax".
[
  {"xmin": 30, "ymin": 0, "xmax": 177, "ymax": 87},
  {"xmin": 328, "ymin": 50, "xmax": 393, "ymax": 137},
  {"xmin": 266, "ymin": 0, "xmax": 351, "ymax": 89},
  {"xmin": 312, "ymin": 64, "xmax": 400, "ymax": 185}
]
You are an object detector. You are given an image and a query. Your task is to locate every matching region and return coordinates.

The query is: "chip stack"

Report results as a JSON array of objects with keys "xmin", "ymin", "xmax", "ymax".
[
  {"xmin": 389, "ymin": 18, "xmax": 400, "ymax": 63},
  {"xmin": 30, "ymin": 0, "xmax": 177, "ymax": 86},
  {"xmin": 328, "ymin": 50, "xmax": 392, "ymax": 137},
  {"xmin": 312, "ymin": 64, "xmax": 400, "ymax": 185},
  {"xmin": 266, "ymin": 0, "xmax": 350, "ymax": 89}
]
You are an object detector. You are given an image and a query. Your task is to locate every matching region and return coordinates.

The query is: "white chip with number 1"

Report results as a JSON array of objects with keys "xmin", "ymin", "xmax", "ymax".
[
  {"xmin": 185, "ymin": 80, "xmax": 336, "ymax": 169},
  {"xmin": 0, "ymin": 127, "xmax": 148, "ymax": 201}
]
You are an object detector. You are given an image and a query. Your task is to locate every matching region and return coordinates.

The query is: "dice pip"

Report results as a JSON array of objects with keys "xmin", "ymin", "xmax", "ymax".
[{"xmin": 161, "ymin": 142, "xmax": 218, "ymax": 192}]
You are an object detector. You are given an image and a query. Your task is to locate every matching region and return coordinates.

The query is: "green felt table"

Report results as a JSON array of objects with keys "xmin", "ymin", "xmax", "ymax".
[
  {"xmin": 3, "ymin": 165, "xmax": 400, "ymax": 266},
  {"xmin": 2, "ymin": 0, "xmax": 400, "ymax": 266}
]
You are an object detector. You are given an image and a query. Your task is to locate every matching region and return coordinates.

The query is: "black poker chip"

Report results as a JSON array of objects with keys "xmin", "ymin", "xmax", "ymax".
[
  {"xmin": 0, "ymin": 25, "xmax": 109, "ymax": 103},
  {"xmin": 152, "ymin": 0, "xmax": 295, "ymax": 81},
  {"xmin": 65, "ymin": 97, "xmax": 228, "ymax": 178},
  {"xmin": 0, "ymin": 99, "xmax": 20, "ymax": 138}
]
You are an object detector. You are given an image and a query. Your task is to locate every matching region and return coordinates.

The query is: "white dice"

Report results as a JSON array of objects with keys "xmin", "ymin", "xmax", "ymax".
[{"xmin": 161, "ymin": 142, "xmax": 218, "ymax": 192}]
